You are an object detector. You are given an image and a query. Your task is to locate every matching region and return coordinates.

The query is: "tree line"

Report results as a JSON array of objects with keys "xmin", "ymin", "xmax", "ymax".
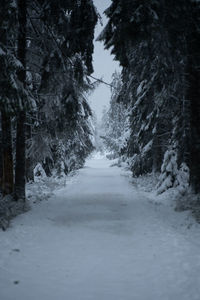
[
  {"xmin": 99, "ymin": 0, "xmax": 200, "ymax": 194},
  {"xmin": 0, "ymin": 0, "xmax": 98, "ymax": 228}
]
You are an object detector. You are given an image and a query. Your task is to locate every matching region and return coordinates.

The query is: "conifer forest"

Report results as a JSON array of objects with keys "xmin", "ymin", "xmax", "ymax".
[{"xmin": 1, "ymin": 1, "xmax": 200, "ymax": 300}]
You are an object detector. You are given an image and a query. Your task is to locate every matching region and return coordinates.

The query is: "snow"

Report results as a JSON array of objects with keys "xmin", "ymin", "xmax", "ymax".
[
  {"xmin": 136, "ymin": 80, "xmax": 146, "ymax": 96},
  {"xmin": 142, "ymin": 139, "xmax": 153, "ymax": 155},
  {"xmin": 0, "ymin": 47, "xmax": 5, "ymax": 56},
  {"xmin": 1, "ymin": 155, "xmax": 200, "ymax": 300}
]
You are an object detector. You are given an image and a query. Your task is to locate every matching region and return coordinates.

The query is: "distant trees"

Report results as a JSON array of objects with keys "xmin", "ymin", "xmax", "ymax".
[
  {"xmin": 100, "ymin": 72, "xmax": 130, "ymax": 159},
  {"xmin": 99, "ymin": 0, "xmax": 200, "ymax": 192},
  {"xmin": 0, "ymin": 0, "xmax": 98, "ymax": 227}
]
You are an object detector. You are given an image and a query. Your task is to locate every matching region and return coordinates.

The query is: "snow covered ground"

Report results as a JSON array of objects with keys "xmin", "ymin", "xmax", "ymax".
[{"xmin": 0, "ymin": 155, "xmax": 200, "ymax": 300}]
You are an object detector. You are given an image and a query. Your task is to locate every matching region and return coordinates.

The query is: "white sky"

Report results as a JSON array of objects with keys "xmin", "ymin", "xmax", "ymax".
[{"xmin": 88, "ymin": 0, "xmax": 121, "ymax": 121}]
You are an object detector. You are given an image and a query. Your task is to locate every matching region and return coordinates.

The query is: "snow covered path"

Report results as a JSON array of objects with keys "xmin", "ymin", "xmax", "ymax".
[{"xmin": 1, "ymin": 157, "xmax": 200, "ymax": 300}]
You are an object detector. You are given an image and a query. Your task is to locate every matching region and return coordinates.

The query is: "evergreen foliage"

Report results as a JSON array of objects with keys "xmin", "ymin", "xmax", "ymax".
[
  {"xmin": 100, "ymin": 72, "xmax": 130, "ymax": 159},
  {"xmin": 0, "ymin": 0, "xmax": 98, "ymax": 229},
  {"xmin": 99, "ymin": 0, "xmax": 200, "ymax": 193}
]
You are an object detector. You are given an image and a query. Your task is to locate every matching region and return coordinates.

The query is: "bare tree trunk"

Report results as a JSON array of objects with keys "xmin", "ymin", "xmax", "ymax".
[
  {"xmin": 152, "ymin": 133, "xmax": 162, "ymax": 174},
  {"xmin": 42, "ymin": 158, "xmax": 53, "ymax": 177},
  {"xmin": 0, "ymin": 121, "xmax": 3, "ymax": 194},
  {"xmin": 1, "ymin": 109, "xmax": 14, "ymax": 196},
  {"xmin": 26, "ymin": 157, "xmax": 34, "ymax": 182},
  {"xmin": 15, "ymin": 112, "xmax": 26, "ymax": 200},
  {"xmin": 26, "ymin": 124, "xmax": 34, "ymax": 182},
  {"xmin": 14, "ymin": 0, "xmax": 27, "ymax": 201},
  {"xmin": 188, "ymin": 66, "xmax": 200, "ymax": 193}
]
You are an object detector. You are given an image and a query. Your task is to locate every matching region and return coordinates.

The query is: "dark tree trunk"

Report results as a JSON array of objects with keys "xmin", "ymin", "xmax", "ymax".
[
  {"xmin": 26, "ymin": 157, "xmax": 34, "ymax": 182},
  {"xmin": 15, "ymin": 112, "xmax": 26, "ymax": 200},
  {"xmin": 14, "ymin": 0, "xmax": 27, "ymax": 201},
  {"xmin": 26, "ymin": 125, "xmax": 34, "ymax": 182},
  {"xmin": 0, "ymin": 124, "xmax": 3, "ymax": 193},
  {"xmin": 188, "ymin": 67, "xmax": 200, "ymax": 193},
  {"xmin": 1, "ymin": 109, "xmax": 14, "ymax": 196},
  {"xmin": 181, "ymin": 95, "xmax": 191, "ymax": 166},
  {"xmin": 152, "ymin": 133, "xmax": 162, "ymax": 174},
  {"xmin": 42, "ymin": 158, "xmax": 52, "ymax": 177}
]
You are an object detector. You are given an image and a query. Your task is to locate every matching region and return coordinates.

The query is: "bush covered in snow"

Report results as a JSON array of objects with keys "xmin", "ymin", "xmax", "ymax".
[{"xmin": 157, "ymin": 149, "xmax": 189, "ymax": 195}]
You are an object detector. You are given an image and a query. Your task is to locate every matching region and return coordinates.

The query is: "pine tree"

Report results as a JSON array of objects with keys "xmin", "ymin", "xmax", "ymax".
[
  {"xmin": 100, "ymin": 72, "xmax": 130, "ymax": 159},
  {"xmin": 0, "ymin": 0, "xmax": 18, "ymax": 196},
  {"xmin": 99, "ymin": 0, "xmax": 200, "ymax": 193},
  {"xmin": 0, "ymin": 0, "xmax": 98, "ymax": 228},
  {"xmin": 14, "ymin": 0, "xmax": 28, "ymax": 201}
]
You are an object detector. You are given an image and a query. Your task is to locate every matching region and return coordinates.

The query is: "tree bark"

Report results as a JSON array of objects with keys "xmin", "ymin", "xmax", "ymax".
[
  {"xmin": 15, "ymin": 112, "xmax": 26, "ymax": 200},
  {"xmin": 42, "ymin": 158, "xmax": 52, "ymax": 177},
  {"xmin": 188, "ymin": 66, "xmax": 200, "ymax": 193},
  {"xmin": 26, "ymin": 124, "xmax": 34, "ymax": 182},
  {"xmin": 152, "ymin": 130, "xmax": 162, "ymax": 174},
  {"xmin": 14, "ymin": 0, "xmax": 27, "ymax": 201},
  {"xmin": 1, "ymin": 109, "xmax": 14, "ymax": 196},
  {"xmin": 0, "ymin": 123, "xmax": 3, "ymax": 193},
  {"xmin": 26, "ymin": 157, "xmax": 34, "ymax": 182}
]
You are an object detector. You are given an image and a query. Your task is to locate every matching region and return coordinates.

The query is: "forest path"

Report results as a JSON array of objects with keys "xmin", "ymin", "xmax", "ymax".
[{"xmin": 0, "ymin": 156, "xmax": 200, "ymax": 300}]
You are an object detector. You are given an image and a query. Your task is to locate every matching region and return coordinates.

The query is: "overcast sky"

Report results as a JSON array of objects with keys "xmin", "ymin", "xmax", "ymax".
[{"xmin": 88, "ymin": 0, "xmax": 121, "ymax": 121}]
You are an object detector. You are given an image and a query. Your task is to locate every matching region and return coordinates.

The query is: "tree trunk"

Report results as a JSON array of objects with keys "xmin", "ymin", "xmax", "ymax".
[
  {"xmin": 26, "ymin": 124, "xmax": 34, "ymax": 182},
  {"xmin": 14, "ymin": 0, "xmax": 27, "ymax": 201},
  {"xmin": 152, "ymin": 134, "xmax": 162, "ymax": 174},
  {"xmin": 188, "ymin": 67, "xmax": 200, "ymax": 193},
  {"xmin": 1, "ymin": 109, "xmax": 14, "ymax": 196},
  {"xmin": 42, "ymin": 158, "xmax": 52, "ymax": 177},
  {"xmin": 15, "ymin": 112, "xmax": 26, "ymax": 200},
  {"xmin": 26, "ymin": 157, "xmax": 34, "ymax": 182},
  {"xmin": 0, "ymin": 123, "xmax": 3, "ymax": 194}
]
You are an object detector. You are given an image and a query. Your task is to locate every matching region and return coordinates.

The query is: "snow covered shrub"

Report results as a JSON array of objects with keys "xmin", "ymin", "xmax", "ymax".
[
  {"xmin": 156, "ymin": 149, "xmax": 178, "ymax": 194},
  {"xmin": 34, "ymin": 163, "xmax": 47, "ymax": 181},
  {"xmin": 157, "ymin": 149, "xmax": 190, "ymax": 195}
]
